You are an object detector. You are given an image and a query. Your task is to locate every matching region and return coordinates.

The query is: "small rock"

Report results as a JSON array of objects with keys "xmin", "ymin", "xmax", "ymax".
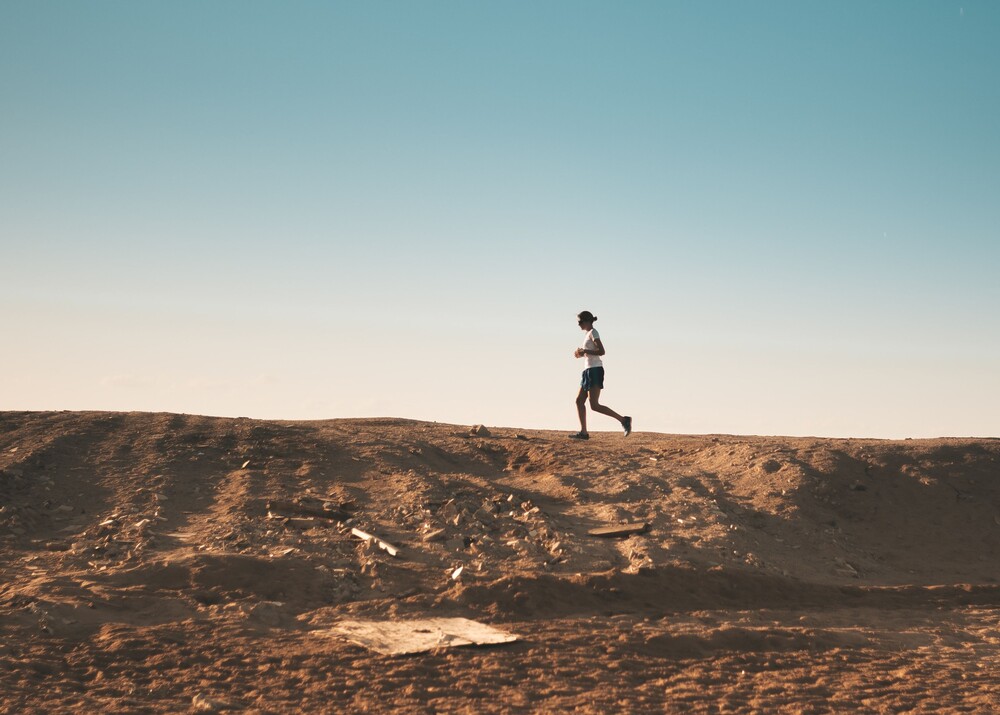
[
  {"xmin": 470, "ymin": 424, "xmax": 491, "ymax": 437},
  {"xmin": 192, "ymin": 693, "xmax": 235, "ymax": 712},
  {"xmin": 451, "ymin": 566, "xmax": 464, "ymax": 581},
  {"xmin": 422, "ymin": 528, "xmax": 447, "ymax": 543},
  {"xmin": 834, "ymin": 557, "xmax": 859, "ymax": 577}
]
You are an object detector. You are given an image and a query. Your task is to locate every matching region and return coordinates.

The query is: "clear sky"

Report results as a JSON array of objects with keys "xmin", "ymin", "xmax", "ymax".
[{"xmin": 2, "ymin": 2, "xmax": 998, "ymax": 438}]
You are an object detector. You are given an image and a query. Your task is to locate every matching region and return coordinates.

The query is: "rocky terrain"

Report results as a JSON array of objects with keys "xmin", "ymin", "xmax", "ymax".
[{"xmin": 1, "ymin": 411, "xmax": 998, "ymax": 712}]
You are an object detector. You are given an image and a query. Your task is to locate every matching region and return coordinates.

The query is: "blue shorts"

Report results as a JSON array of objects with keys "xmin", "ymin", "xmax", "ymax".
[{"xmin": 581, "ymin": 367, "xmax": 605, "ymax": 390}]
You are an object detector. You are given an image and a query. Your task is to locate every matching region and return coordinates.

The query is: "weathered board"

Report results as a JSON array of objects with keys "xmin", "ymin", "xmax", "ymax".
[
  {"xmin": 318, "ymin": 617, "xmax": 518, "ymax": 655},
  {"xmin": 587, "ymin": 522, "xmax": 650, "ymax": 538},
  {"xmin": 350, "ymin": 527, "xmax": 401, "ymax": 557}
]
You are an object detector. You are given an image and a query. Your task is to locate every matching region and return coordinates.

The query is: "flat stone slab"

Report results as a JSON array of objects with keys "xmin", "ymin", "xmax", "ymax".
[{"xmin": 317, "ymin": 617, "xmax": 518, "ymax": 655}]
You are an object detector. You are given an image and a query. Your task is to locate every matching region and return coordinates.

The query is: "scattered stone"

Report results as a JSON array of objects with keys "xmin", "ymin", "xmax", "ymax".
[
  {"xmin": 439, "ymin": 500, "xmax": 458, "ymax": 520},
  {"xmin": 192, "ymin": 693, "xmax": 236, "ymax": 712},
  {"xmin": 422, "ymin": 528, "xmax": 447, "ymax": 543},
  {"xmin": 470, "ymin": 424, "xmax": 491, "ymax": 437},
  {"xmin": 834, "ymin": 557, "xmax": 860, "ymax": 577},
  {"xmin": 451, "ymin": 565, "xmax": 464, "ymax": 580}
]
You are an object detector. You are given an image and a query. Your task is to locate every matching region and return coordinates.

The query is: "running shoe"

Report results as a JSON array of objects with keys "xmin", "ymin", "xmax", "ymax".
[
  {"xmin": 623, "ymin": 416, "xmax": 632, "ymax": 437},
  {"xmin": 568, "ymin": 432, "xmax": 590, "ymax": 440}
]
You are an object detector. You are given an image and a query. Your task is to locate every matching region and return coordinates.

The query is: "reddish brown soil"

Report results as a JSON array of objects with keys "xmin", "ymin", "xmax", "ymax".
[{"xmin": 1, "ymin": 412, "xmax": 998, "ymax": 713}]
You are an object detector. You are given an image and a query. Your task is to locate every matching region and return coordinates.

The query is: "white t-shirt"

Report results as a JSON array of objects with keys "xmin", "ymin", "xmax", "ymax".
[{"xmin": 581, "ymin": 328, "xmax": 603, "ymax": 368}]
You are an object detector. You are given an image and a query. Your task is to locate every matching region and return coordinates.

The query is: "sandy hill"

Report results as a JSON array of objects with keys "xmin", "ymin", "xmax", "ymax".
[{"xmin": 1, "ymin": 411, "xmax": 998, "ymax": 713}]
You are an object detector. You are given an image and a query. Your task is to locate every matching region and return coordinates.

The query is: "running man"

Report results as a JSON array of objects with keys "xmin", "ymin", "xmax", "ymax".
[{"xmin": 570, "ymin": 310, "xmax": 632, "ymax": 440}]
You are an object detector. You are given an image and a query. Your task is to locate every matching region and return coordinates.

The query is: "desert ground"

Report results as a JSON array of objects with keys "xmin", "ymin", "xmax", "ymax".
[{"xmin": 1, "ymin": 411, "xmax": 998, "ymax": 713}]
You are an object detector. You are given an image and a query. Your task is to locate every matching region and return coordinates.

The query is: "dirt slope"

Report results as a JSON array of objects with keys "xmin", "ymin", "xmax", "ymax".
[{"xmin": 1, "ymin": 412, "xmax": 998, "ymax": 713}]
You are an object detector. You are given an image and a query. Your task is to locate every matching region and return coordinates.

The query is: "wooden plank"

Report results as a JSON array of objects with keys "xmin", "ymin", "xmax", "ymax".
[
  {"xmin": 350, "ymin": 527, "xmax": 401, "ymax": 557},
  {"xmin": 587, "ymin": 522, "xmax": 650, "ymax": 538},
  {"xmin": 318, "ymin": 617, "xmax": 518, "ymax": 655}
]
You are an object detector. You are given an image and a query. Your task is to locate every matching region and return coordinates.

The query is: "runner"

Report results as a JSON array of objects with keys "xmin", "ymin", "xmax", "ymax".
[{"xmin": 570, "ymin": 310, "xmax": 632, "ymax": 440}]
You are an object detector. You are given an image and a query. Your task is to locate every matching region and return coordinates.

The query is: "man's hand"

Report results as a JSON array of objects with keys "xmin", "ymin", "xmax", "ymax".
[{"xmin": 574, "ymin": 348, "xmax": 585, "ymax": 358}]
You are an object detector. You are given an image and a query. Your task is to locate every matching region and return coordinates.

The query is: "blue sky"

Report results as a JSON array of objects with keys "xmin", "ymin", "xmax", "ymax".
[{"xmin": 2, "ymin": 2, "xmax": 998, "ymax": 437}]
